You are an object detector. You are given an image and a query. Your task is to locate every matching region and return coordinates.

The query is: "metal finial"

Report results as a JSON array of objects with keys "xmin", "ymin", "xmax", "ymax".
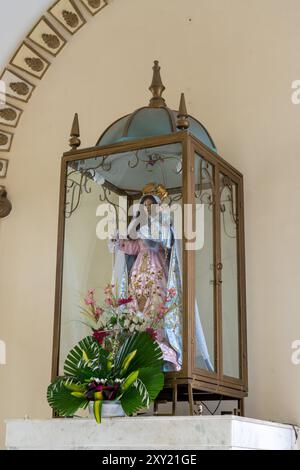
[
  {"xmin": 176, "ymin": 93, "xmax": 189, "ymax": 130},
  {"xmin": 69, "ymin": 113, "xmax": 81, "ymax": 150},
  {"xmin": 149, "ymin": 60, "xmax": 166, "ymax": 107}
]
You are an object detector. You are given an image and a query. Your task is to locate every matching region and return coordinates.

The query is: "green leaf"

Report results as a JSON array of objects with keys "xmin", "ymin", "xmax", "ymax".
[
  {"xmin": 137, "ymin": 367, "xmax": 164, "ymax": 400},
  {"xmin": 107, "ymin": 352, "xmax": 114, "ymax": 370},
  {"xmin": 120, "ymin": 385, "xmax": 144, "ymax": 415},
  {"xmin": 134, "ymin": 378, "xmax": 150, "ymax": 407},
  {"xmin": 93, "ymin": 400, "xmax": 103, "ymax": 424},
  {"xmin": 114, "ymin": 332, "xmax": 163, "ymax": 378},
  {"xmin": 119, "ymin": 370, "xmax": 139, "ymax": 397},
  {"xmin": 63, "ymin": 381, "xmax": 86, "ymax": 393},
  {"xmin": 47, "ymin": 378, "xmax": 88, "ymax": 417},
  {"xmin": 71, "ymin": 392, "xmax": 86, "ymax": 399},
  {"xmin": 82, "ymin": 350, "xmax": 89, "ymax": 363},
  {"xmin": 121, "ymin": 350, "xmax": 137, "ymax": 375},
  {"xmin": 64, "ymin": 336, "xmax": 109, "ymax": 380}
]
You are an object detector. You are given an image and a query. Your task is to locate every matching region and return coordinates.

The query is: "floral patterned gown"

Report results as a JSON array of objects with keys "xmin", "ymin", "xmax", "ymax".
[{"xmin": 119, "ymin": 238, "xmax": 181, "ymax": 371}]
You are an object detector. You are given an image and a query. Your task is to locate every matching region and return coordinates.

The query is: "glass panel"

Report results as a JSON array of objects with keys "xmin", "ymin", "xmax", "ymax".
[
  {"xmin": 59, "ymin": 143, "xmax": 183, "ymax": 373},
  {"xmin": 220, "ymin": 174, "xmax": 240, "ymax": 378},
  {"xmin": 59, "ymin": 170, "xmax": 118, "ymax": 372},
  {"xmin": 194, "ymin": 154, "xmax": 215, "ymax": 372}
]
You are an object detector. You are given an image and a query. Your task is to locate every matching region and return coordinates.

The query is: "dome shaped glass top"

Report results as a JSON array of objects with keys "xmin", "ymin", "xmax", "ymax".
[{"xmin": 96, "ymin": 61, "xmax": 217, "ymax": 153}]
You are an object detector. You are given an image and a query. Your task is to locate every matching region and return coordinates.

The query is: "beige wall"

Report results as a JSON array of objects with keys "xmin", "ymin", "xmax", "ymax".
[{"xmin": 1, "ymin": 0, "xmax": 300, "ymax": 447}]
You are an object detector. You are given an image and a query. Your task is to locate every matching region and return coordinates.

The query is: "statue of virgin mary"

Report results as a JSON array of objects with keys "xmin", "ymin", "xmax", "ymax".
[{"xmin": 110, "ymin": 183, "xmax": 213, "ymax": 373}]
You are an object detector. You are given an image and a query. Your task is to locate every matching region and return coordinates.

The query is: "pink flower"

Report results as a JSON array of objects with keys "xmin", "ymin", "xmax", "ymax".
[
  {"xmin": 94, "ymin": 307, "xmax": 104, "ymax": 321},
  {"xmin": 146, "ymin": 327, "xmax": 158, "ymax": 341},
  {"xmin": 104, "ymin": 284, "xmax": 115, "ymax": 295},
  {"xmin": 84, "ymin": 289, "xmax": 96, "ymax": 306},
  {"xmin": 158, "ymin": 304, "xmax": 168, "ymax": 316},
  {"xmin": 93, "ymin": 330, "xmax": 109, "ymax": 345},
  {"xmin": 105, "ymin": 297, "xmax": 114, "ymax": 306},
  {"xmin": 117, "ymin": 296, "xmax": 133, "ymax": 306},
  {"xmin": 167, "ymin": 288, "xmax": 177, "ymax": 298}
]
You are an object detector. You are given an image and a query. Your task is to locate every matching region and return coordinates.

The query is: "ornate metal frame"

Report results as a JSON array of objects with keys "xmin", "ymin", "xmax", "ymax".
[{"xmin": 52, "ymin": 129, "xmax": 247, "ymax": 416}]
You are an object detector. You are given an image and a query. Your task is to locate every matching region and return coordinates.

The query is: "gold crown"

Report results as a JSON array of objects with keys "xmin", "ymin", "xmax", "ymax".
[{"xmin": 142, "ymin": 182, "xmax": 168, "ymax": 201}]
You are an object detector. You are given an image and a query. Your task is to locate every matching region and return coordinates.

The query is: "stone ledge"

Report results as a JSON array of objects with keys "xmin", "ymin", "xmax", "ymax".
[{"xmin": 5, "ymin": 415, "xmax": 297, "ymax": 450}]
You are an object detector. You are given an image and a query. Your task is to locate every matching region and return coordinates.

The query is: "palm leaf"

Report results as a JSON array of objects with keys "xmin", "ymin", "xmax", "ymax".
[
  {"xmin": 47, "ymin": 377, "xmax": 88, "ymax": 416},
  {"xmin": 134, "ymin": 378, "xmax": 150, "ymax": 407},
  {"xmin": 137, "ymin": 367, "xmax": 164, "ymax": 400},
  {"xmin": 114, "ymin": 333, "xmax": 163, "ymax": 377},
  {"xmin": 120, "ymin": 378, "xmax": 151, "ymax": 414},
  {"xmin": 64, "ymin": 336, "xmax": 109, "ymax": 380},
  {"xmin": 121, "ymin": 350, "xmax": 137, "ymax": 375},
  {"xmin": 120, "ymin": 384, "xmax": 145, "ymax": 415},
  {"xmin": 118, "ymin": 370, "xmax": 139, "ymax": 399}
]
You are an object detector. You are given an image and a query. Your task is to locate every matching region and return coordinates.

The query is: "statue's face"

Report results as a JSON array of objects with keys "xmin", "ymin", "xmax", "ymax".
[{"xmin": 143, "ymin": 197, "xmax": 154, "ymax": 215}]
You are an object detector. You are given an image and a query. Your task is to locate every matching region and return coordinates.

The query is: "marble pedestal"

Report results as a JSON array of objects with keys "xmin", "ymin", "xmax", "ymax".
[{"xmin": 5, "ymin": 415, "xmax": 297, "ymax": 450}]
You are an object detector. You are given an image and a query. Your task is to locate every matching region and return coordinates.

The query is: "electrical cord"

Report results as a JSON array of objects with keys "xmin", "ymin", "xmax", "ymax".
[{"xmin": 199, "ymin": 396, "xmax": 223, "ymax": 415}]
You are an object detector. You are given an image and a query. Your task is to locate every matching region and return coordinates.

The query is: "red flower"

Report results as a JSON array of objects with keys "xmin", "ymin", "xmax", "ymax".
[
  {"xmin": 146, "ymin": 327, "xmax": 158, "ymax": 341},
  {"xmin": 117, "ymin": 296, "xmax": 133, "ymax": 306},
  {"xmin": 93, "ymin": 330, "xmax": 109, "ymax": 345}
]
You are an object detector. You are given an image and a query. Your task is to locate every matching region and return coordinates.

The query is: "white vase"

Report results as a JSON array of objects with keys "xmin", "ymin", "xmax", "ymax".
[{"xmin": 89, "ymin": 400, "xmax": 125, "ymax": 419}]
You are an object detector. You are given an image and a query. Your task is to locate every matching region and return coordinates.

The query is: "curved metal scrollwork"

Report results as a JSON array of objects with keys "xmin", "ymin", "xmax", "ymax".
[
  {"xmin": 195, "ymin": 159, "xmax": 215, "ymax": 209},
  {"xmin": 127, "ymin": 150, "xmax": 182, "ymax": 176},
  {"xmin": 65, "ymin": 155, "xmax": 117, "ymax": 218},
  {"xmin": 220, "ymin": 175, "xmax": 238, "ymax": 238}
]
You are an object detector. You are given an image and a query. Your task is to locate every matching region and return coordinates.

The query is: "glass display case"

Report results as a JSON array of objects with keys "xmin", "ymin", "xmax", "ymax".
[{"xmin": 52, "ymin": 62, "xmax": 247, "ymax": 415}]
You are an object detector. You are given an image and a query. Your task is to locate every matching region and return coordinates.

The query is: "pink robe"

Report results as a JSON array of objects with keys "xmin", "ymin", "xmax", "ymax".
[{"xmin": 119, "ymin": 238, "xmax": 180, "ymax": 370}]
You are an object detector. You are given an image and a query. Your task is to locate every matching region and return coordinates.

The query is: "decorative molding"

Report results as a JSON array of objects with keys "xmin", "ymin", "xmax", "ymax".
[
  {"xmin": 0, "ymin": 158, "xmax": 9, "ymax": 179},
  {"xmin": 0, "ymin": 69, "xmax": 35, "ymax": 103},
  {"xmin": 10, "ymin": 42, "xmax": 50, "ymax": 79},
  {"xmin": 0, "ymin": 0, "xmax": 110, "ymax": 171},
  {"xmin": 27, "ymin": 16, "xmax": 67, "ymax": 57},
  {"xmin": 0, "ymin": 130, "xmax": 14, "ymax": 152},
  {"xmin": 79, "ymin": 0, "xmax": 108, "ymax": 16},
  {"xmin": 0, "ymin": 102, "xmax": 23, "ymax": 128},
  {"xmin": 48, "ymin": 0, "xmax": 87, "ymax": 35}
]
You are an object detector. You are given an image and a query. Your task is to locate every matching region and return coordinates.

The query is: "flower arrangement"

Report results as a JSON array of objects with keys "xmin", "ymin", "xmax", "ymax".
[
  {"xmin": 81, "ymin": 284, "xmax": 177, "ymax": 346},
  {"xmin": 47, "ymin": 285, "xmax": 177, "ymax": 423},
  {"xmin": 47, "ymin": 332, "xmax": 164, "ymax": 423}
]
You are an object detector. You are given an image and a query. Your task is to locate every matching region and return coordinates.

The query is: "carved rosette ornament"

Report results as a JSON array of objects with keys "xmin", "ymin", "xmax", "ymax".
[
  {"xmin": 0, "ymin": 134, "xmax": 9, "ymax": 146},
  {"xmin": 9, "ymin": 82, "xmax": 30, "ymax": 96},
  {"xmin": 0, "ymin": 186, "xmax": 12, "ymax": 218},
  {"xmin": 42, "ymin": 33, "xmax": 60, "ymax": 49},
  {"xmin": 25, "ymin": 57, "xmax": 44, "ymax": 72},
  {"xmin": 62, "ymin": 10, "xmax": 79, "ymax": 28},
  {"xmin": 0, "ymin": 108, "xmax": 17, "ymax": 121}
]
